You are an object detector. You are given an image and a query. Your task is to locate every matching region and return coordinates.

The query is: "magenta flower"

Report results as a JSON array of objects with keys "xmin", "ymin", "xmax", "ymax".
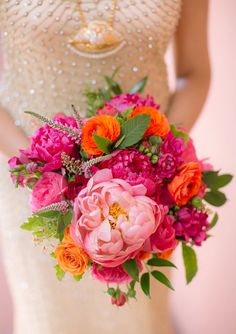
[
  {"xmin": 21, "ymin": 114, "xmax": 78, "ymax": 172},
  {"xmin": 143, "ymin": 212, "xmax": 178, "ymax": 253},
  {"xmin": 100, "ymin": 149, "xmax": 157, "ymax": 196},
  {"xmin": 161, "ymin": 131, "xmax": 184, "ymax": 160},
  {"xmin": 30, "ymin": 172, "xmax": 68, "ymax": 212},
  {"xmin": 174, "ymin": 207, "xmax": 209, "ymax": 246},
  {"xmin": 155, "ymin": 132, "xmax": 184, "ymax": 180},
  {"xmin": 98, "ymin": 93, "xmax": 160, "ymax": 114},
  {"xmin": 91, "ymin": 264, "xmax": 132, "ymax": 284},
  {"xmin": 156, "ymin": 153, "xmax": 178, "ymax": 179},
  {"xmin": 65, "ymin": 175, "xmax": 88, "ymax": 201}
]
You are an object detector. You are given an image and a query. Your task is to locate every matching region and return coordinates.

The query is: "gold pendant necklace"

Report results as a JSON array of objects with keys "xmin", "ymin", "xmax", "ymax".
[{"xmin": 68, "ymin": 0, "xmax": 126, "ymax": 59}]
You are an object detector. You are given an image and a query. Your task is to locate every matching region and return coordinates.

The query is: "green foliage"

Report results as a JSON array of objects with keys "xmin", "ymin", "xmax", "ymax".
[
  {"xmin": 209, "ymin": 212, "xmax": 219, "ymax": 229},
  {"xmin": 170, "ymin": 124, "xmax": 189, "ymax": 143},
  {"xmin": 93, "ymin": 134, "xmax": 112, "ymax": 154},
  {"xmin": 84, "ymin": 87, "xmax": 111, "ymax": 117},
  {"xmin": 57, "ymin": 210, "xmax": 73, "ymax": 242},
  {"xmin": 21, "ymin": 209, "xmax": 72, "ymax": 242},
  {"xmin": 21, "ymin": 214, "xmax": 58, "ymax": 241},
  {"xmin": 129, "ymin": 76, "xmax": 148, "ymax": 94},
  {"xmin": 147, "ymin": 257, "xmax": 177, "ymax": 269},
  {"xmin": 148, "ymin": 135, "xmax": 162, "ymax": 146},
  {"xmin": 54, "ymin": 264, "xmax": 65, "ymax": 281},
  {"xmin": 203, "ymin": 171, "xmax": 233, "ymax": 190},
  {"xmin": 104, "ymin": 75, "xmax": 122, "ymax": 95},
  {"xmin": 116, "ymin": 114, "xmax": 151, "ymax": 149},
  {"xmin": 140, "ymin": 272, "xmax": 150, "ymax": 297},
  {"xmin": 204, "ymin": 190, "xmax": 227, "ymax": 207},
  {"xmin": 73, "ymin": 274, "xmax": 84, "ymax": 282},
  {"xmin": 122, "ymin": 258, "xmax": 139, "ymax": 282},
  {"xmin": 127, "ymin": 281, "xmax": 137, "ymax": 298},
  {"xmin": 182, "ymin": 242, "xmax": 198, "ymax": 284},
  {"xmin": 107, "ymin": 287, "xmax": 116, "ymax": 297},
  {"xmin": 151, "ymin": 270, "xmax": 174, "ymax": 291}
]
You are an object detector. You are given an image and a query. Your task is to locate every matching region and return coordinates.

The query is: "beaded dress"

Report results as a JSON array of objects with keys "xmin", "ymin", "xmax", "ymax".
[{"xmin": 0, "ymin": 1, "xmax": 182, "ymax": 333}]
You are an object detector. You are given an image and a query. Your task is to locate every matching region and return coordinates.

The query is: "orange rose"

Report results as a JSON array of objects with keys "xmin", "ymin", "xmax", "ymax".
[
  {"xmin": 62, "ymin": 226, "xmax": 74, "ymax": 245},
  {"xmin": 168, "ymin": 162, "xmax": 202, "ymax": 206},
  {"xmin": 55, "ymin": 243, "xmax": 89, "ymax": 276},
  {"xmin": 81, "ymin": 115, "xmax": 120, "ymax": 156},
  {"xmin": 130, "ymin": 106, "xmax": 170, "ymax": 138}
]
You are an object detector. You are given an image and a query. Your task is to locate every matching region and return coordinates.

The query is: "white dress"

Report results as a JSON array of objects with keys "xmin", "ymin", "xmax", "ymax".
[{"xmin": 0, "ymin": 1, "xmax": 182, "ymax": 333}]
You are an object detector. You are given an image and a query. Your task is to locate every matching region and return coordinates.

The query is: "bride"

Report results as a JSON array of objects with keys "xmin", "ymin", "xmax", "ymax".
[{"xmin": 0, "ymin": 1, "xmax": 210, "ymax": 333}]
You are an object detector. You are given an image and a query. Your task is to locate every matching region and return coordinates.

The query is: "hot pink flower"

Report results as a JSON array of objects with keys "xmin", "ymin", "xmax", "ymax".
[
  {"xmin": 71, "ymin": 169, "xmax": 164, "ymax": 267},
  {"xmin": 98, "ymin": 93, "xmax": 160, "ymax": 114},
  {"xmin": 30, "ymin": 172, "xmax": 68, "ymax": 212},
  {"xmin": 21, "ymin": 114, "xmax": 78, "ymax": 172},
  {"xmin": 143, "ymin": 213, "xmax": 178, "ymax": 253},
  {"xmin": 91, "ymin": 264, "xmax": 132, "ymax": 284},
  {"xmin": 174, "ymin": 206, "xmax": 209, "ymax": 246},
  {"xmin": 100, "ymin": 149, "xmax": 157, "ymax": 196}
]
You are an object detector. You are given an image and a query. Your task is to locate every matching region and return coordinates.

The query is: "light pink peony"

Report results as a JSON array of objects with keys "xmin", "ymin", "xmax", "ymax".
[
  {"xmin": 21, "ymin": 114, "xmax": 79, "ymax": 172},
  {"xmin": 71, "ymin": 169, "xmax": 164, "ymax": 267},
  {"xmin": 30, "ymin": 172, "xmax": 68, "ymax": 212}
]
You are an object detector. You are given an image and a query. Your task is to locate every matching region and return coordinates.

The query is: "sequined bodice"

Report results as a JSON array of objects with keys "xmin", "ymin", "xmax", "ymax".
[{"xmin": 0, "ymin": 0, "xmax": 182, "ymax": 135}]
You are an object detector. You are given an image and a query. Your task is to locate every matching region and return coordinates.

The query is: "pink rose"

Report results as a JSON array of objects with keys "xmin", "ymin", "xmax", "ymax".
[
  {"xmin": 71, "ymin": 169, "xmax": 164, "ymax": 267},
  {"xmin": 21, "ymin": 114, "xmax": 79, "ymax": 172},
  {"xmin": 30, "ymin": 172, "xmax": 68, "ymax": 212},
  {"xmin": 143, "ymin": 214, "xmax": 178, "ymax": 253}
]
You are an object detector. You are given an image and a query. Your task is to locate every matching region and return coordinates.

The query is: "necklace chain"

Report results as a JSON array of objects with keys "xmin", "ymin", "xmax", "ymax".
[{"xmin": 76, "ymin": 0, "xmax": 118, "ymax": 28}]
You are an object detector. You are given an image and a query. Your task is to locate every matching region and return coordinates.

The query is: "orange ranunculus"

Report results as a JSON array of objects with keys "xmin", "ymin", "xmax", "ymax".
[
  {"xmin": 81, "ymin": 115, "xmax": 121, "ymax": 156},
  {"xmin": 168, "ymin": 162, "xmax": 202, "ymax": 206},
  {"xmin": 55, "ymin": 243, "xmax": 89, "ymax": 276},
  {"xmin": 129, "ymin": 106, "xmax": 170, "ymax": 138}
]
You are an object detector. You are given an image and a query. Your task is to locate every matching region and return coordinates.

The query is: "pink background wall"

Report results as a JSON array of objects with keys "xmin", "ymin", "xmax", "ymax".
[
  {"xmin": 170, "ymin": 1, "xmax": 236, "ymax": 333},
  {"xmin": 0, "ymin": 1, "xmax": 236, "ymax": 333}
]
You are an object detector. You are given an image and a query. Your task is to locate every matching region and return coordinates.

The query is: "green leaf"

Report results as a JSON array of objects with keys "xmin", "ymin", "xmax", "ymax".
[
  {"xmin": 130, "ymin": 280, "xmax": 136, "ymax": 290},
  {"xmin": 209, "ymin": 212, "xmax": 219, "ymax": 229},
  {"xmin": 147, "ymin": 257, "xmax": 177, "ymax": 269},
  {"xmin": 129, "ymin": 76, "xmax": 148, "ymax": 94},
  {"xmin": 73, "ymin": 274, "xmax": 83, "ymax": 282},
  {"xmin": 34, "ymin": 211, "xmax": 60, "ymax": 219},
  {"xmin": 54, "ymin": 264, "xmax": 65, "ymax": 281},
  {"xmin": 63, "ymin": 210, "xmax": 73, "ymax": 227},
  {"xmin": 122, "ymin": 107, "xmax": 133, "ymax": 120},
  {"xmin": 204, "ymin": 190, "xmax": 227, "ymax": 207},
  {"xmin": 57, "ymin": 215, "xmax": 65, "ymax": 242},
  {"xmin": 182, "ymin": 243, "xmax": 198, "ymax": 284},
  {"xmin": 117, "ymin": 114, "xmax": 151, "ymax": 149},
  {"xmin": 122, "ymin": 259, "xmax": 139, "ymax": 282},
  {"xmin": 105, "ymin": 76, "xmax": 122, "ymax": 95},
  {"xmin": 148, "ymin": 135, "xmax": 162, "ymax": 145},
  {"xmin": 203, "ymin": 171, "xmax": 233, "ymax": 190},
  {"xmin": 151, "ymin": 270, "xmax": 174, "ymax": 291},
  {"xmin": 140, "ymin": 272, "xmax": 150, "ymax": 297},
  {"xmin": 170, "ymin": 124, "xmax": 189, "ymax": 143},
  {"xmin": 93, "ymin": 134, "xmax": 112, "ymax": 154}
]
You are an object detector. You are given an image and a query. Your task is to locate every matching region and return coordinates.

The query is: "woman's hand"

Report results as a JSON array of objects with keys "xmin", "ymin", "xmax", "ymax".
[
  {"xmin": 0, "ymin": 105, "xmax": 29, "ymax": 158},
  {"xmin": 167, "ymin": 0, "xmax": 211, "ymax": 133}
]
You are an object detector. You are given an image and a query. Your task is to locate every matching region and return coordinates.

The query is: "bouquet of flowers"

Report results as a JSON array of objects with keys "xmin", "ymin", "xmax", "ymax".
[{"xmin": 9, "ymin": 75, "xmax": 232, "ymax": 306}]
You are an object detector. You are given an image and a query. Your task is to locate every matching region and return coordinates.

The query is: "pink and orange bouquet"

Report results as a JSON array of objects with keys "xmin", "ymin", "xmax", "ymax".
[{"xmin": 9, "ymin": 76, "xmax": 232, "ymax": 306}]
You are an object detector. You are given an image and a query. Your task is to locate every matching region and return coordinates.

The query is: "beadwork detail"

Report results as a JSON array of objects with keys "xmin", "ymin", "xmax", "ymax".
[{"xmin": 0, "ymin": 0, "xmax": 182, "ymax": 136}]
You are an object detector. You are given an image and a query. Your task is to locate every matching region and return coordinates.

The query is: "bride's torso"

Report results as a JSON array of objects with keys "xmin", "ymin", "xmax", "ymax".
[{"xmin": 0, "ymin": 0, "xmax": 182, "ymax": 135}]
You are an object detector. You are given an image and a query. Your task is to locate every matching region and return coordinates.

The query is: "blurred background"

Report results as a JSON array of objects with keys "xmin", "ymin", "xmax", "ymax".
[{"xmin": 0, "ymin": 0, "xmax": 236, "ymax": 333}]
